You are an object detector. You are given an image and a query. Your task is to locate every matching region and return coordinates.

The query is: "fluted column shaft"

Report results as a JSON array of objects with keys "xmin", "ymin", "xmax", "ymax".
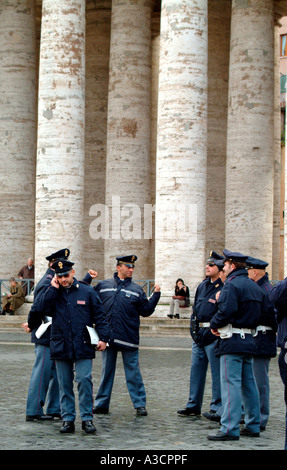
[
  {"xmin": 225, "ymin": 0, "xmax": 274, "ymax": 263},
  {"xmin": 104, "ymin": 0, "xmax": 152, "ymax": 278},
  {"xmin": 35, "ymin": 0, "xmax": 85, "ymax": 278},
  {"xmin": 155, "ymin": 0, "xmax": 208, "ymax": 296},
  {"xmin": 0, "ymin": 0, "xmax": 37, "ymax": 277}
]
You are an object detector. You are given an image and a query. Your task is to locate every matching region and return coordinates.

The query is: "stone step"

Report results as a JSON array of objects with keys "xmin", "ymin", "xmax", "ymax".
[{"xmin": 0, "ymin": 314, "xmax": 191, "ymax": 337}]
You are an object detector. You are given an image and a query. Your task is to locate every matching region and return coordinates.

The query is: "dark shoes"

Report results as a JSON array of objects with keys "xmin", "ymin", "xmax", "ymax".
[
  {"xmin": 60, "ymin": 421, "xmax": 75, "ymax": 433},
  {"xmin": 208, "ymin": 431, "xmax": 239, "ymax": 441},
  {"xmin": 93, "ymin": 406, "xmax": 109, "ymax": 414},
  {"xmin": 177, "ymin": 408, "xmax": 200, "ymax": 416},
  {"xmin": 136, "ymin": 407, "xmax": 148, "ymax": 416},
  {"xmin": 0, "ymin": 309, "xmax": 14, "ymax": 315},
  {"xmin": 240, "ymin": 427, "xmax": 260, "ymax": 437},
  {"xmin": 203, "ymin": 410, "xmax": 221, "ymax": 422},
  {"xmin": 82, "ymin": 420, "xmax": 96, "ymax": 434},
  {"xmin": 26, "ymin": 414, "xmax": 54, "ymax": 422},
  {"xmin": 167, "ymin": 314, "xmax": 180, "ymax": 319},
  {"xmin": 60, "ymin": 420, "xmax": 96, "ymax": 434}
]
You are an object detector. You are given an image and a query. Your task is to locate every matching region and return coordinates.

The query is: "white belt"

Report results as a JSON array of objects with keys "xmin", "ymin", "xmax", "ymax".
[
  {"xmin": 253, "ymin": 325, "xmax": 273, "ymax": 336},
  {"xmin": 232, "ymin": 328, "xmax": 252, "ymax": 339},
  {"xmin": 218, "ymin": 324, "xmax": 252, "ymax": 339},
  {"xmin": 199, "ymin": 322, "xmax": 210, "ymax": 328}
]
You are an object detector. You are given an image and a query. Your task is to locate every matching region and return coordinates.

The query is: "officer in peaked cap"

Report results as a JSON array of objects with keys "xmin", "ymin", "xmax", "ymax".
[
  {"xmin": 246, "ymin": 256, "xmax": 277, "ymax": 431},
  {"xmin": 52, "ymin": 259, "xmax": 74, "ymax": 275},
  {"xmin": 246, "ymin": 256, "xmax": 269, "ymax": 270},
  {"xmin": 208, "ymin": 249, "xmax": 264, "ymax": 441},
  {"xmin": 207, "ymin": 251, "xmax": 224, "ymax": 270},
  {"xmin": 116, "ymin": 255, "xmax": 137, "ymax": 268},
  {"xmin": 46, "ymin": 248, "xmax": 70, "ymax": 262},
  {"xmin": 177, "ymin": 250, "xmax": 224, "ymax": 422},
  {"xmin": 34, "ymin": 257, "xmax": 110, "ymax": 435},
  {"xmin": 23, "ymin": 250, "xmax": 66, "ymax": 422},
  {"xmin": 222, "ymin": 249, "xmax": 248, "ymax": 262},
  {"xmin": 93, "ymin": 254, "xmax": 161, "ymax": 417}
]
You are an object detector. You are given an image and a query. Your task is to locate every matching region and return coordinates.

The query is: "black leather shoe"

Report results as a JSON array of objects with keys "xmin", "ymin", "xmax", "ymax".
[
  {"xmin": 60, "ymin": 421, "xmax": 75, "ymax": 433},
  {"xmin": 93, "ymin": 406, "xmax": 109, "ymax": 414},
  {"xmin": 136, "ymin": 407, "xmax": 148, "ymax": 416},
  {"xmin": 177, "ymin": 408, "xmax": 200, "ymax": 416},
  {"xmin": 203, "ymin": 410, "xmax": 221, "ymax": 422},
  {"xmin": 240, "ymin": 427, "xmax": 260, "ymax": 437},
  {"xmin": 82, "ymin": 420, "xmax": 96, "ymax": 434},
  {"xmin": 208, "ymin": 431, "xmax": 239, "ymax": 441},
  {"xmin": 167, "ymin": 314, "xmax": 174, "ymax": 319},
  {"xmin": 26, "ymin": 414, "xmax": 53, "ymax": 422}
]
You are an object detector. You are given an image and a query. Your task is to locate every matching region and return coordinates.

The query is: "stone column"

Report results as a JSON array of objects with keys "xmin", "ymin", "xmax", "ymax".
[
  {"xmin": 35, "ymin": 0, "xmax": 85, "ymax": 278},
  {"xmin": 0, "ymin": 0, "xmax": 37, "ymax": 278},
  {"xmin": 225, "ymin": 0, "xmax": 274, "ymax": 264},
  {"xmin": 206, "ymin": 0, "xmax": 231, "ymax": 256},
  {"xmin": 155, "ymin": 0, "xmax": 208, "ymax": 297},
  {"xmin": 273, "ymin": 18, "xmax": 281, "ymax": 280},
  {"xmin": 83, "ymin": 7, "xmax": 111, "ymax": 279},
  {"xmin": 104, "ymin": 0, "xmax": 152, "ymax": 279}
]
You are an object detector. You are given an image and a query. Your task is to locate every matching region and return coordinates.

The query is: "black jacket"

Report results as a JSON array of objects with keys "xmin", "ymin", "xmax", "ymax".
[
  {"xmin": 190, "ymin": 277, "xmax": 223, "ymax": 347},
  {"xmin": 253, "ymin": 273, "xmax": 277, "ymax": 358},
  {"xmin": 94, "ymin": 273, "xmax": 161, "ymax": 350},
  {"xmin": 34, "ymin": 278, "xmax": 110, "ymax": 360},
  {"xmin": 210, "ymin": 268, "xmax": 265, "ymax": 356}
]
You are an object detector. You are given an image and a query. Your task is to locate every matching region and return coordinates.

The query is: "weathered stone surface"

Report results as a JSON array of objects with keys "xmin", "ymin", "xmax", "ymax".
[
  {"xmin": 0, "ymin": 1, "xmax": 37, "ymax": 278},
  {"xmin": 35, "ymin": 0, "xmax": 86, "ymax": 279},
  {"xmin": 104, "ymin": 0, "xmax": 153, "ymax": 280},
  {"xmin": 225, "ymin": 0, "xmax": 274, "ymax": 264},
  {"xmin": 155, "ymin": 0, "xmax": 208, "ymax": 295}
]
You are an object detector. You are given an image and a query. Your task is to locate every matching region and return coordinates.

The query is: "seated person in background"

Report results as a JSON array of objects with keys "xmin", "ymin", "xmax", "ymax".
[
  {"xmin": 1, "ymin": 277, "xmax": 25, "ymax": 315},
  {"xmin": 18, "ymin": 258, "xmax": 35, "ymax": 295},
  {"xmin": 168, "ymin": 278, "xmax": 190, "ymax": 319}
]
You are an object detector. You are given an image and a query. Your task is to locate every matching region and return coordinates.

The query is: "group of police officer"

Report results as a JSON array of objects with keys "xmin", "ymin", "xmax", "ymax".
[
  {"xmin": 21, "ymin": 246, "xmax": 287, "ymax": 446},
  {"xmin": 178, "ymin": 249, "xmax": 280, "ymax": 443},
  {"xmin": 22, "ymin": 249, "xmax": 161, "ymax": 434}
]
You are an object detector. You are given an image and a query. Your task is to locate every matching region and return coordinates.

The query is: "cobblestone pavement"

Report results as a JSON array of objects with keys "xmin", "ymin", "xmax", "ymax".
[{"xmin": 0, "ymin": 329, "xmax": 285, "ymax": 453}]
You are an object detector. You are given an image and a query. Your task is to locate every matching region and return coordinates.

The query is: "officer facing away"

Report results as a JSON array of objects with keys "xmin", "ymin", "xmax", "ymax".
[
  {"xmin": 93, "ymin": 255, "xmax": 161, "ymax": 416},
  {"xmin": 246, "ymin": 256, "xmax": 277, "ymax": 431},
  {"xmin": 208, "ymin": 250, "xmax": 265, "ymax": 441},
  {"xmin": 34, "ymin": 259, "xmax": 110, "ymax": 434}
]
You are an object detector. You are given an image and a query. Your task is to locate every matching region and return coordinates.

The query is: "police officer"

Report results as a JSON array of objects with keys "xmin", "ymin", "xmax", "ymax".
[
  {"xmin": 34, "ymin": 259, "xmax": 110, "ymax": 434},
  {"xmin": 269, "ymin": 276, "xmax": 287, "ymax": 449},
  {"xmin": 93, "ymin": 255, "xmax": 161, "ymax": 416},
  {"xmin": 208, "ymin": 250, "xmax": 264, "ymax": 441},
  {"xmin": 177, "ymin": 251, "xmax": 224, "ymax": 421},
  {"xmin": 246, "ymin": 256, "xmax": 277, "ymax": 431},
  {"xmin": 22, "ymin": 248, "xmax": 71, "ymax": 421}
]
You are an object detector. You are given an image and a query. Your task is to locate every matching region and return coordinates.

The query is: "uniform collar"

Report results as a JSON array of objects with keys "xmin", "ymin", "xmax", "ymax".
[
  {"xmin": 226, "ymin": 267, "xmax": 247, "ymax": 279},
  {"xmin": 114, "ymin": 272, "xmax": 132, "ymax": 285}
]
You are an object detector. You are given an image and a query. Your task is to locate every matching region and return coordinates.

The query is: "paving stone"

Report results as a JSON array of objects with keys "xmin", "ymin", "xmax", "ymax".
[{"xmin": 0, "ymin": 329, "xmax": 285, "ymax": 452}]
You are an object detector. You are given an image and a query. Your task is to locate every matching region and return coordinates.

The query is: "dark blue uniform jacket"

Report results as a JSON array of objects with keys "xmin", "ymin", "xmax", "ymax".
[
  {"xmin": 270, "ymin": 277, "xmax": 287, "ymax": 349},
  {"xmin": 27, "ymin": 268, "xmax": 54, "ymax": 346},
  {"xmin": 210, "ymin": 268, "xmax": 265, "ymax": 356},
  {"xmin": 190, "ymin": 277, "xmax": 223, "ymax": 347},
  {"xmin": 253, "ymin": 274, "xmax": 277, "ymax": 358},
  {"xmin": 34, "ymin": 278, "xmax": 110, "ymax": 361},
  {"xmin": 94, "ymin": 273, "xmax": 161, "ymax": 350},
  {"xmin": 27, "ymin": 270, "xmax": 93, "ymax": 347}
]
